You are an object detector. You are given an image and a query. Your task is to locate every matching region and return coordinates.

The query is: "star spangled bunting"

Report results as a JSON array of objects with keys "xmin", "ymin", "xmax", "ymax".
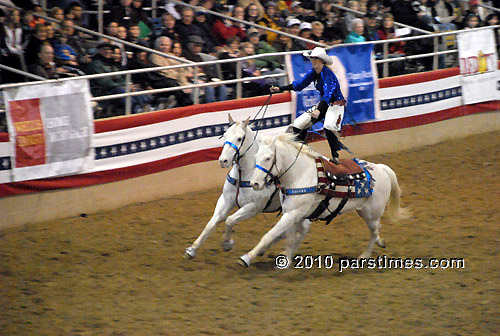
[{"xmin": 354, "ymin": 178, "xmax": 373, "ymax": 198}]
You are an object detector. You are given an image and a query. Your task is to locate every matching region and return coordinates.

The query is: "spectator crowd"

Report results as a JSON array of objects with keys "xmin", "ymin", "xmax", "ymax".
[{"xmin": 0, "ymin": 0, "xmax": 499, "ymax": 117}]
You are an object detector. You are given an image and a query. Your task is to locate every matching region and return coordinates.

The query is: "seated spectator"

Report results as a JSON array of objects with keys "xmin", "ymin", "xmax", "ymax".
[
  {"xmin": 158, "ymin": 12, "xmax": 179, "ymax": 42},
  {"xmin": 176, "ymin": 7, "xmax": 204, "ymax": 48},
  {"xmin": 87, "ymin": 42, "xmax": 146, "ymax": 115},
  {"xmin": 378, "ymin": 13, "xmax": 405, "ymax": 76},
  {"xmin": 212, "ymin": 6, "xmax": 246, "ymax": 46},
  {"xmin": 28, "ymin": 42, "xmax": 71, "ymax": 79},
  {"xmin": 311, "ymin": 21, "xmax": 326, "ymax": 43},
  {"xmin": 282, "ymin": 18, "xmax": 309, "ymax": 50},
  {"xmin": 344, "ymin": 1, "xmax": 360, "ymax": 32},
  {"xmin": 24, "ymin": 22, "xmax": 47, "ymax": 65},
  {"xmin": 60, "ymin": 18, "xmax": 91, "ymax": 64},
  {"xmin": 107, "ymin": 0, "xmax": 141, "ymax": 28},
  {"xmin": 53, "ymin": 33, "xmax": 85, "ymax": 76},
  {"xmin": 247, "ymin": 28, "xmax": 285, "ymax": 86},
  {"xmin": 49, "ymin": 6, "xmax": 64, "ymax": 30},
  {"xmin": 218, "ymin": 35, "xmax": 242, "ymax": 81},
  {"xmin": 462, "ymin": 0, "xmax": 487, "ymax": 24},
  {"xmin": 428, "ymin": 0, "xmax": 457, "ymax": 31},
  {"xmin": 194, "ymin": 11, "xmax": 217, "ymax": 53},
  {"xmin": 1, "ymin": 8, "xmax": 24, "ymax": 83},
  {"xmin": 183, "ymin": 35, "xmax": 228, "ymax": 103},
  {"xmin": 298, "ymin": 22, "xmax": 315, "ymax": 49},
  {"xmin": 364, "ymin": 12, "xmax": 380, "ymax": 42},
  {"xmin": 239, "ymin": 41, "xmax": 269, "ymax": 97},
  {"xmin": 463, "ymin": 13, "xmax": 481, "ymax": 29},
  {"xmin": 106, "ymin": 21, "xmax": 119, "ymax": 39},
  {"xmin": 289, "ymin": 1, "xmax": 317, "ymax": 22},
  {"xmin": 149, "ymin": 36, "xmax": 193, "ymax": 107},
  {"xmin": 131, "ymin": 0, "xmax": 151, "ymax": 35},
  {"xmin": 257, "ymin": 2, "xmax": 282, "ymax": 45},
  {"xmin": 344, "ymin": 18, "xmax": 366, "ymax": 43},
  {"xmin": 244, "ymin": 2, "xmax": 263, "ymax": 24},
  {"xmin": 67, "ymin": 2, "xmax": 86, "ymax": 29}
]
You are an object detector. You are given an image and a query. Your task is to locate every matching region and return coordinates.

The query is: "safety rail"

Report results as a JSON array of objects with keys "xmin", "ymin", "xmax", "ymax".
[{"xmin": 0, "ymin": 21, "xmax": 497, "ymax": 116}]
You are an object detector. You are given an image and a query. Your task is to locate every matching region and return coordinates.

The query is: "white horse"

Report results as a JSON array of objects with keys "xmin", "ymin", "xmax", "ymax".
[
  {"xmin": 185, "ymin": 115, "xmax": 296, "ymax": 258},
  {"xmin": 238, "ymin": 133, "xmax": 409, "ymax": 267}
]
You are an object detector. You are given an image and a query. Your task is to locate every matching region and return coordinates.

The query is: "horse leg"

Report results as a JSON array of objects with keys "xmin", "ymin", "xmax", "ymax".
[
  {"xmin": 282, "ymin": 219, "xmax": 311, "ymax": 260},
  {"xmin": 238, "ymin": 212, "xmax": 299, "ymax": 267},
  {"xmin": 222, "ymin": 202, "xmax": 260, "ymax": 251},
  {"xmin": 185, "ymin": 195, "xmax": 234, "ymax": 259},
  {"xmin": 357, "ymin": 210, "xmax": 385, "ymax": 259}
]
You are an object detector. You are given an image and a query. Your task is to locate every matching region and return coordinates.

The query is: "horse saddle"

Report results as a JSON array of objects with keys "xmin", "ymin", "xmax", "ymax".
[{"xmin": 316, "ymin": 157, "xmax": 365, "ymax": 183}]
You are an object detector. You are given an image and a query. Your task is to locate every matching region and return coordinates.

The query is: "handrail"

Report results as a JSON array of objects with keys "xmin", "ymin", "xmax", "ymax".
[
  {"xmin": 331, "ymin": 3, "xmax": 433, "ymax": 35},
  {"xmin": 0, "ymin": 0, "xmax": 193, "ymax": 65},
  {"xmin": 167, "ymin": 0, "xmax": 328, "ymax": 48}
]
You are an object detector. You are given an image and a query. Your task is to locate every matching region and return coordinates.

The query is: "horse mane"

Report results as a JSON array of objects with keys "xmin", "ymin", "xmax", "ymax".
[{"xmin": 274, "ymin": 133, "xmax": 321, "ymax": 159}]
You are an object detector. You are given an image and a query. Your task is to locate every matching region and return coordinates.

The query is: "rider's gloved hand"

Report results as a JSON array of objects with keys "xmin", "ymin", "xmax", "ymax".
[{"xmin": 270, "ymin": 86, "xmax": 280, "ymax": 93}]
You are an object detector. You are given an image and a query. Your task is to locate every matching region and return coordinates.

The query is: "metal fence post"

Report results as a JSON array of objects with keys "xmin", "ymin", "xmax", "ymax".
[
  {"xmin": 125, "ymin": 74, "xmax": 132, "ymax": 115},
  {"xmin": 98, "ymin": 0, "xmax": 104, "ymax": 35},
  {"xmin": 433, "ymin": 36, "xmax": 439, "ymax": 70},
  {"xmin": 236, "ymin": 61, "xmax": 242, "ymax": 99},
  {"xmin": 193, "ymin": 66, "xmax": 200, "ymax": 105},
  {"xmin": 383, "ymin": 42, "xmax": 389, "ymax": 78}
]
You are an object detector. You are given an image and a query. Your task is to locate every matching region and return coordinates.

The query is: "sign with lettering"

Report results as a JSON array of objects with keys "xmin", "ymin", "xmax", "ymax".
[
  {"xmin": 288, "ymin": 44, "xmax": 377, "ymax": 131},
  {"xmin": 3, "ymin": 79, "xmax": 94, "ymax": 182},
  {"xmin": 457, "ymin": 28, "xmax": 498, "ymax": 104}
]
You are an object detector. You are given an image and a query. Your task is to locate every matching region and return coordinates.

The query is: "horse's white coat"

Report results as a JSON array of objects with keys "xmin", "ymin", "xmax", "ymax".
[
  {"xmin": 243, "ymin": 134, "xmax": 409, "ymax": 267},
  {"xmin": 185, "ymin": 116, "xmax": 286, "ymax": 258}
]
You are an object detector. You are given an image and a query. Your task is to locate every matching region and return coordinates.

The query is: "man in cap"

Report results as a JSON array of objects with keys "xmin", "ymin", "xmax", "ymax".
[{"xmin": 270, "ymin": 47, "xmax": 346, "ymax": 163}]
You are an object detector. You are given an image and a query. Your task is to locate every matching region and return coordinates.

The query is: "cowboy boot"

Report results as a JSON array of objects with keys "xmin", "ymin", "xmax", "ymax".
[{"xmin": 325, "ymin": 129, "xmax": 341, "ymax": 164}]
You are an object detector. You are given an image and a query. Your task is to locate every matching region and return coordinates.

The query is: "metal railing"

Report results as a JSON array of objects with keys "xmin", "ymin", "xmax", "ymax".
[{"xmin": 1, "ymin": 25, "xmax": 497, "ymax": 117}]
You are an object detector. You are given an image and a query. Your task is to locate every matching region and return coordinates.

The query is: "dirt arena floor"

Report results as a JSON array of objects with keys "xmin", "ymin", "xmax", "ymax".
[{"xmin": 1, "ymin": 130, "xmax": 499, "ymax": 335}]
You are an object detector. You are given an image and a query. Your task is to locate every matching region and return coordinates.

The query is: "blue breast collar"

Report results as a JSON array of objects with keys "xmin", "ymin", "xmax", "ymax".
[{"xmin": 226, "ymin": 174, "xmax": 252, "ymax": 188}]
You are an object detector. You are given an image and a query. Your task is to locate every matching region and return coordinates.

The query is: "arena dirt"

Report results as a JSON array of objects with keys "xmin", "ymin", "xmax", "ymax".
[{"xmin": 1, "ymin": 130, "xmax": 499, "ymax": 335}]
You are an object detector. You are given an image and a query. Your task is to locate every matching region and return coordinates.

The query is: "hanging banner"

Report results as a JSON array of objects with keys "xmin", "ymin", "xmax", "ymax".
[
  {"xmin": 457, "ymin": 28, "xmax": 498, "ymax": 105},
  {"xmin": 287, "ymin": 44, "xmax": 377, "ymax": 131},
  {"xmin": 3, "ymin": 79, "xmax": 94, "ymax": 182}
]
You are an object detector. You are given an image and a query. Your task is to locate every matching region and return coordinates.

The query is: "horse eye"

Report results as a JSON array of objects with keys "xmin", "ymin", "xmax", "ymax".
[
  {"xmin": 237, "ymin": 137, "xmax": 242, "ymax": 142},
  {"xmin": 265, "ymin": 157, "xmax": 270, "ymax": 161}
]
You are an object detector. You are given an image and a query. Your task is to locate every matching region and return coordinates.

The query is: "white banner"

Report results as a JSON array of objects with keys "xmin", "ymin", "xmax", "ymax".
[
  {"xmin": 457, "ymin": 28, "xmax": 498, "ymax": 105},
  {"xmin": 3, "ymin": 79, "xmax": 94, "ymax": 182}
]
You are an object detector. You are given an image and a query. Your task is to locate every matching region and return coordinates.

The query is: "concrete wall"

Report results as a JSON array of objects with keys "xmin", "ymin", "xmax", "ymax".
[{"xmin": 1, "ymin": 111, "xmax": 499, "ymax": 229}]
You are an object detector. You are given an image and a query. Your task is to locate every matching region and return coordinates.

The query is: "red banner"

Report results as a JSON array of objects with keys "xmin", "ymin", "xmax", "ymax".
[{"xmin": 9, "ymin": 98, "xmax": 46, "ymax": 168}]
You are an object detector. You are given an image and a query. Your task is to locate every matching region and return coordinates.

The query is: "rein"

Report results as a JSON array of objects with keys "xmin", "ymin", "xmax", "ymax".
[{"xmin": 224, "ymin": 93, "xmax": 274, "ymax": 208}]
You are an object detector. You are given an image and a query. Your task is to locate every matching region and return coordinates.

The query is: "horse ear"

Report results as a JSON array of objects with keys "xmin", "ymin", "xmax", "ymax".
[
  {"xmin": 243, "ymin": 116, "xmax": 250, "ymax": 128},
  {"xmin": 228, "ymin": 113, "xmax": 234, "ymax": 124}
]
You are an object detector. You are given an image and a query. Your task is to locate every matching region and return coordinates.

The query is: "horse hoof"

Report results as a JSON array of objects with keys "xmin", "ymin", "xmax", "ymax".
[
  {"xmin": 222, "ymin": 239, "xmax": 235, "ymax": 251},
  {"xmin": 185, "ymin": 247, "xmax": 196, "ymax": 259},
  {"xmin": 238, "ymin": 254, "xmax": 250, "ymax": 267},
  {"xmin": 377, "ymin": 238, "xmax": 386, "ymax": 248}
]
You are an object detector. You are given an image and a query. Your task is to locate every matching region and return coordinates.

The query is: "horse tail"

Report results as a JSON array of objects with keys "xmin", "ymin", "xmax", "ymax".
[{"xmin": 380, "ymin": 164, "xmax": 411, "ymax": 222}]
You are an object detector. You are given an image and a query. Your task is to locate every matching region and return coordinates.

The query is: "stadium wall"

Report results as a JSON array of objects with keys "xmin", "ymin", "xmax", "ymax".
[{"xmin": 1, "ymin": 68, "xmax": 499, "ymax": 228}]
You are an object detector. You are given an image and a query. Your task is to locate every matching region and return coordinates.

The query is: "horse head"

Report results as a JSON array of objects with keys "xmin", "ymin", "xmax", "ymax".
[
  {"xmin": 250, "ymin": 135, "xmax": 279, "ymax": 190},
  {"xmin": 219, "ymin": 114, "xmax": 251, "ymax": 168}
]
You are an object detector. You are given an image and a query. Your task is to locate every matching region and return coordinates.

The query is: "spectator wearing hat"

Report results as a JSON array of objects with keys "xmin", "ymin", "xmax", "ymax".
[
  {"xmin": 247, "ymin": 27, "xmax": 285, "ymax": 85},
  {"xmin": 273, "ymin": 18, "xmax": 303, "ymax": 51},
  {"xmin": 87, "ymin": 42, "xmax": 147, "ymax": 115},
  {"xmin": 183, "ymin": 34, "xmax": 228, "ymax": 103},
  {"xmin": 344, "ymin": 18, "xmax": 366, "ymax": 43},
  {"xmin": 212, "ymin": 6, "xmax": 246, "ymax": 46},
  {"xmin": 194, "ymin": 11, "xmax": 217, "ymax": 53},
  {"xmin": 298, "ymin": 21, "xmax": 315, "ymax": 49},
  {"xmin": 257, "ymin": 2, "xmax": 283, "ymax": 45},
  {"xmin": 289, "ymin": 1, "xmax": 317, "ymax": 22}
]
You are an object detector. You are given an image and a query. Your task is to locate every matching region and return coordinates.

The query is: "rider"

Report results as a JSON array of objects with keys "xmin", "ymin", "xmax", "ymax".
[{"xmin": 270, "ymin": 47, "xmax": 346, "ymax": 163}]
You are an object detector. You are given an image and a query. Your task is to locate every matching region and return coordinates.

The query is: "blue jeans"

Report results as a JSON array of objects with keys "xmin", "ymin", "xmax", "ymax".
[
  {"xmin": 202, "ymin": 84, "xmax": 228, "ymax": 103},
  {"xmin": 109, "ymin": 87, "xmax": 151, "ymax": 113}
]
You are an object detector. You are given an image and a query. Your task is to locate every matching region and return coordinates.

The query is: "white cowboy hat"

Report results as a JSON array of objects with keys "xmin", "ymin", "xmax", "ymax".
[{"xmin": 302, "ymin": 47, "xmax": 333, "ymax": 65}]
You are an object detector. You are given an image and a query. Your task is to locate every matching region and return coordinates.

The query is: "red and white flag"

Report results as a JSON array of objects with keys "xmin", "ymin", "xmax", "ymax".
[{"xmin": 3, "ymin": 79, "xmax": 94, "ymax": 182}]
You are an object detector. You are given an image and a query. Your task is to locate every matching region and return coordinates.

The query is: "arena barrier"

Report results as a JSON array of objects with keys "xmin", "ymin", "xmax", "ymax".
[{"xmin": 1, "ymin": 67, "xmax": 499, "ymax": 228}]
